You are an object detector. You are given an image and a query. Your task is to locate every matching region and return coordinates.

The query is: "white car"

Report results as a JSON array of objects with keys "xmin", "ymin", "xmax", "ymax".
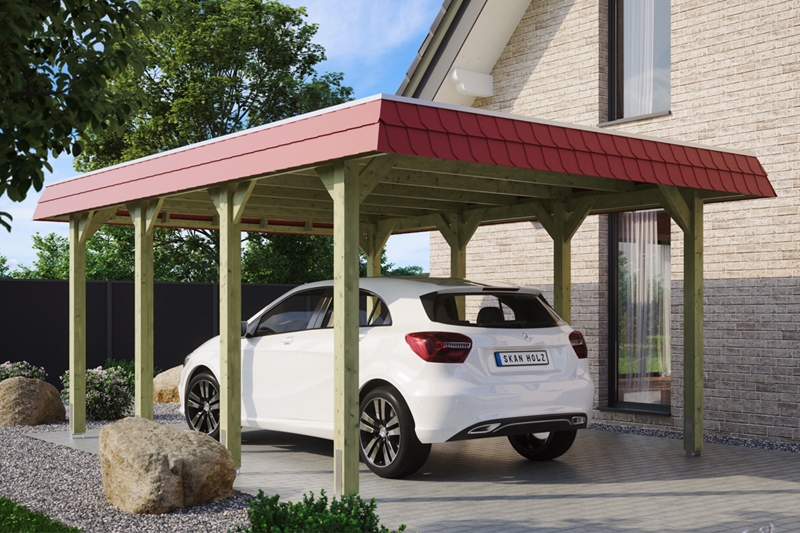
[{"xmin": 179, "ymin": 277, "xmax": 594, "ymax": 478}]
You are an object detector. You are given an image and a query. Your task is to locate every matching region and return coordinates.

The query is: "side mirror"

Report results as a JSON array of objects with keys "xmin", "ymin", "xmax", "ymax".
[{"xmin": 241, "ymin": 320, "xmax": 248, "ymax": 337}]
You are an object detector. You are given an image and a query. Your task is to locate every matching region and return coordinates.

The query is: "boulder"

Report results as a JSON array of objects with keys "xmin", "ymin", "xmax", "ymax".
[
  {"xmin": 153, "ymin": 365, "xmax": 183, "ymax": 403},
  {"xmin": 0, "ymin": 377, "xmax": 66, "ymax": 426},
  {"xmin": 99, "ymin": 417, "xmax": 236, "ymax": 514}
]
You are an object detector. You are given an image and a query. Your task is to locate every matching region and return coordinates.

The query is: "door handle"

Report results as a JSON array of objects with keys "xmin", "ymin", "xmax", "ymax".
[{"xmin": 282, "ymin": 337, "xmax": 294, "ymax": 345}]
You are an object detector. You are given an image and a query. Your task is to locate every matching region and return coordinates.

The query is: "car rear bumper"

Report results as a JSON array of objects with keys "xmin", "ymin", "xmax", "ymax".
[
  {"xmin": 406, "ymin": 366, "xmax": 595, "ymax": 443},
  {"xmin": 447, "ymin": 412, "xmax": 589, "ymax": 441}
]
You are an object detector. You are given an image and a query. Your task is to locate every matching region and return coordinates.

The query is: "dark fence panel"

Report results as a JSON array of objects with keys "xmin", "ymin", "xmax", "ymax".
[{"xmin": 0, "ymin": 279, "xmax": 295, "ymax": 388}]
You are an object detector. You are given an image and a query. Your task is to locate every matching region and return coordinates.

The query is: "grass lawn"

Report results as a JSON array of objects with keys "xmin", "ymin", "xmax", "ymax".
[{"xmin": 0, "ymin": 497, "xmax": 80, "ymax": 533}]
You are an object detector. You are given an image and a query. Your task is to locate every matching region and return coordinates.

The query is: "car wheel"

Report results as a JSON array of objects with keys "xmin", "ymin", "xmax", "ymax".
[
  {"xmin": 359, "ymin": 386, "xmax": 431, "ymax": 479},
  {"xmin": 507, "ymin": 430, "xmax": 577, "ymax": 461},
  {"xmin": 185, "ymin": 371, "xmax": 221, "ymax": 440}
]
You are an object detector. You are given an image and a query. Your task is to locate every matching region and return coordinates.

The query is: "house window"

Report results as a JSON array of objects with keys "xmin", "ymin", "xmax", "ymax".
[
  {"xmin": 608, "ymin": 210, "xmax": 671, "ymax": 413},
  {"xmin": 608, "ymin": 0, "xmax": 671, "ymax": 121}
]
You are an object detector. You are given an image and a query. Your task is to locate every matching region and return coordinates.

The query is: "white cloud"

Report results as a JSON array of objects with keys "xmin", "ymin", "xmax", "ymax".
[{"xmin": 285, "ymin": 0, "xmax": 440, "ymax": 66}]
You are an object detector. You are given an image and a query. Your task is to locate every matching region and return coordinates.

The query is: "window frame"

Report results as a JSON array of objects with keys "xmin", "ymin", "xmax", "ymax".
[
  {"xmin": 607, "ymin": 0, "xmax": 671, "ymax": 123},
  {"xmin": 248, "ymin": 288, "xmax": 330, "ymax": 338},
  {"xmin": 606, "ymin": 212, "xmax": 672, "ymax": 416}
]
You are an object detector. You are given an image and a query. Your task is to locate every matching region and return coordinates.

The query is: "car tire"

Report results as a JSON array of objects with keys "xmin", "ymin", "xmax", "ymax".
[
  {"xmin": 185, "ymin": 371, "xmax": 221, "ymax": 440},
  {"xmin": 359, "ymin": 386, "xmax": 431, "ymax": 479},
  {"xmin": 507, "ymin": 430, "xmax": 577, "ymax": 461}
]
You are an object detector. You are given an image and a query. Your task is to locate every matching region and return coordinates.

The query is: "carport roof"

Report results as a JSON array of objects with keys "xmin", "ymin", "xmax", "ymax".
[{"xmin": 33, "ymin": 94, "xmax": 774, "ymax": 229}]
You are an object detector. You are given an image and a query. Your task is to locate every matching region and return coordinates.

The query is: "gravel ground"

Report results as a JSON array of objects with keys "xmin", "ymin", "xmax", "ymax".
[
  {"xmin": 0, "ymin": 403, "xmax": 251, "ymax": 533},
  {"xmin": 590, "ymin": 422, "xmax": 800, "ymax": 453}
]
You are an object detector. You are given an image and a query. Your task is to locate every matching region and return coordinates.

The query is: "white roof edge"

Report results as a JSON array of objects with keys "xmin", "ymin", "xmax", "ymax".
[{"xmin": 397, "ymin": 0, "xmax": 453, "ymax": 96}]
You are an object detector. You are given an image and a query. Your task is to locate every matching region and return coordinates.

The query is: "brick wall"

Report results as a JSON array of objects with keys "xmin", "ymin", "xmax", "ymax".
[{"xmin": 430, "ymin": 0, "xmax": 800, "ymax": 442}]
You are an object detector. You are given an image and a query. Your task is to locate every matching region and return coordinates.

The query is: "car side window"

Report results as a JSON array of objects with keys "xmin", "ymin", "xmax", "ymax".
[
  {"xmin": 322, "ymin": 290, "xmax": 392, "ymax": 328},
  {"xmin": 255, "ymin": 289, "xmax": 326, "ymax": 336}
]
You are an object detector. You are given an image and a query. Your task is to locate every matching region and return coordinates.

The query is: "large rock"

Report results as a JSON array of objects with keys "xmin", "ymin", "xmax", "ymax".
[
  {"xmin": 99, "ymin": 417, "xmax": 236, "ymax": 514},
  {"xmin": 153, "ymin": 365, "xmax": 183, "ymax": 403},
  {"xmin": 0, "ymin": 377, "xmax": 66, "ymax": 426}
]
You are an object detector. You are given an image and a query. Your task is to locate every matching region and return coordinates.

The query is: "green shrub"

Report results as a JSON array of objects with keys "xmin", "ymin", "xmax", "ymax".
[
  {"xmin": 234, "ymin": 490, "xmax": 405, "ymax": 533},
  {"xmin": 103, "ymin": 357, "xmax": 162, "ymax": 386},
  {"xmin": 60, "ymin": 366, "xmax": 133, "ymax": 421},
  {"xmin": 0, "ymin": 361, "xmax": 47, "ymax": 382},
  {"xmin": 0, "ymin": 497, "xmax": 81, "ymax": 533}
]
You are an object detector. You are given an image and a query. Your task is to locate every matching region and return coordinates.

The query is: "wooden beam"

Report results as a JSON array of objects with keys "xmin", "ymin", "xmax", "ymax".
[
  {"xmin": 360, "ymin": 221, "xmax": 395, "ymax": 277},
  {"xmin": 381, "ymin": 169, "xmax": 571, "ymax": 200},
  {"xmin": 233, "ymin": 180, "xmax": 257, "ymax": 224},
  {"xmin": 684, "ymin": 191, "xmax": 704, "ymax": 457},
  {"xmin": 127, "ymin": 198, "xmax": 163, "ymax": 421},
  {"xmin": 658, "ymin": 185, "xmax": 691, "ymax": 234},
  {"xmin": 319, "ymin": 161, "xmax": 361, "ymax": 496},
  {"xmin": 551, "ymin": 203, "xmax": 571, "ymax": 322},
  {"xmin": 68, "ymin": 214, "xmax": 87, "ymax": 436},
  {"xmin": 563, "ymin": 196, "xmax": 596, "ymax": 242},
  {"xmin": 68, "ymin": 208, "xmax": 114, "ymax": 435},
  {"xmin": 393, "ymin": 155, "xmax": 638, "ymax": 193},
  {"xmin": 211, "ymin": 184, "xmax": 247, "ymax": 468},
  {"xmin": 370, "ymin": 181, "xmax": 521, "ymax": 206},
  {"xmin": 359, "ymin": 155, "xmax": 396, "ymax": 201}
]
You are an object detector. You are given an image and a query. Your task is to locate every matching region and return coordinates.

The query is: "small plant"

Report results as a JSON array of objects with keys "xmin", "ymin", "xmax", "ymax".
[
  {"xmin": 61, "ymin": 366, "xmax": 133, "ymax": 421},
  {"xmin": 234, "ymin": 489, "xmax": 405, "ymax": 533},
  {"xmin": 0, "ymin": 497, "xmax": 81, "ymax": 533},
  {"xmin": 0, "ymin": 361, "xmax": 47, "ymax": 382},
  {"xmin": 103, "ymin": 357, "xmax": 162, "ymax": 386}
]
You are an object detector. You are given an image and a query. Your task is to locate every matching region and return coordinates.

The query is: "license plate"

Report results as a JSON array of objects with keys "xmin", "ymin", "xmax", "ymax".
[{"xmin": 495, "ymin": 351, "xmax": 549, "ymax": 367}]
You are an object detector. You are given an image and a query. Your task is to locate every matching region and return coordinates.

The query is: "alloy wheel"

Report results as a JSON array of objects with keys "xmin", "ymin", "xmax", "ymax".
[
  {"xmin": 360, "ymin": 397, "xmax": 401, "ymax": 467},
  {"xmin": 186, "ymin": 374, "xmax": 220, "ymax": 435}
]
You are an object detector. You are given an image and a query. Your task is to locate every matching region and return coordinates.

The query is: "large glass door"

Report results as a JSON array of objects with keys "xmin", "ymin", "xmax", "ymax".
[{"xmin": 609, "ymin": 210, "xmax": 671, "ymax": 412}]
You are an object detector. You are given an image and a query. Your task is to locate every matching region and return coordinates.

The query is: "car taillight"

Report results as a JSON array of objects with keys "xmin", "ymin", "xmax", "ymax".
[
  {"xmin": 405, "ymin": 332, "xmax": 472, "ymax": 363},
  {"xmin": 570, "ymin": 330, "xmax": 588, "ymax": 359}
]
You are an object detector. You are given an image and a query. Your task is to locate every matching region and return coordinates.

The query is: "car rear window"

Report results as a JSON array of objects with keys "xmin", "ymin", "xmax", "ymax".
[{"xmin": 420, "ymin": 292, "xmax": 565, "ymax": 329}]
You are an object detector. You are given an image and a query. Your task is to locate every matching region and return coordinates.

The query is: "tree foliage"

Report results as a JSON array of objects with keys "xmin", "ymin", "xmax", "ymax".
[
  {"xmin": 75, "ymin": 0, "xmax": 352, "ymax": 170},
  {"xmin": 70, "ymin": 0, "xmax": 358, "ymax": 282},
  {"xmin": 0, "ymin": 0, "xmax": 161, "ymax": 231},
  {"xmin": 9, "ymin": 226, "xmax": 219, "ymax": 281}
]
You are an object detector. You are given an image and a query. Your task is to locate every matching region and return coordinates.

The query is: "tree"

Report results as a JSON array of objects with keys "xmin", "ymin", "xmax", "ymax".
[
  {"xmin": 72, "ymin": 0, "xmax": 355, "ymax": 282},
  {"xmin": 0, "ymin": 0, "xmax": 161, "ymax": 231},
  {"xmin": 75, "ymin": 0, "xmax": 352, "ymax": 169},
  {"xmin": 243, "ymin": 234, "xmax": 333, "ymax": 284},
  {"xmin": 0, "ymin": 254, "xmax": 9, "ymax": 278},
  {"xmin": 10, "ymin": 226, "xmax": 219, "ymax": 281}
]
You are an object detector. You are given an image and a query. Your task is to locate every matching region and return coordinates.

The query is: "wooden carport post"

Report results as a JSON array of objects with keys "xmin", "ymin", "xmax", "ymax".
[
  {"xmin": 128, "ymin": 198, "xmax": 164, "ymax": 420},
  {"xmin": 659, "ymin": 186, "xmax": 704, "ymax": 457},
  {"xmin": 319, "ymin": 160, "xmax": 361, "ymax": 496},
  {"xmin": 68, "ymin": 209, "xmax": 113, "ymax": 435},
  {"xmin": 211, "ymin": 180, "xmax": 255, "ymax": 468},
  {"xmin": 529, "ymin": 199, "xmax": 595, "ymax": 323},
  {"xmin": 360, "ymin": 222, "xmax": 394, "ymax": 277},
  {"xmin": 435, "ymin": 210, "xmax": 485, "ymax": 318}
]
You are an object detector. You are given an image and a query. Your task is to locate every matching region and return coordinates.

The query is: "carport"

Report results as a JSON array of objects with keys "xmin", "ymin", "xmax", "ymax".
[{"xmin": 33, "ymin": 94, "xmax": 774, "ymax": 496}]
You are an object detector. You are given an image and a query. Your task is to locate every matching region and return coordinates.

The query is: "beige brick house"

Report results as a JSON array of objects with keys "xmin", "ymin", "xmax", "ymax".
[{"xmin": 400, "ymin": 0, "xmax": 800, "ymax": 443}]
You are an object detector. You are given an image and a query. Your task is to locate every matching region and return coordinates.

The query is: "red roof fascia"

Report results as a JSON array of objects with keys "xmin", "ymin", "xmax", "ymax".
[{"xmin": 34, "ymin": 96, "xmax": 775, "ymax": 221}]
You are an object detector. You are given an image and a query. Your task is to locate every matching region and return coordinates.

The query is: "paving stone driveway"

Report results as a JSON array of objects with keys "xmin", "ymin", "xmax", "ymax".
[{"xmin": 235, "ymin": 428, "xmax": 800, "ymax": 533}]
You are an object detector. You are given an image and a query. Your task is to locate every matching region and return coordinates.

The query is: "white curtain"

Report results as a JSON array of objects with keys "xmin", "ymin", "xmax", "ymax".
[
  {"xmin": 623, "ymin": 0, "xmax": 656, "ymax": 117},
  {"xmin": 618, "ymin": 210, "xmax": 671, "ymax": 402}
]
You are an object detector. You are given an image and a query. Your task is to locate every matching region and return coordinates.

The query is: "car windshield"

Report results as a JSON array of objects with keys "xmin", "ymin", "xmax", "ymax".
[{"xmin": 420, "ymin": 291, "xmax": 565, "ymax": 328}]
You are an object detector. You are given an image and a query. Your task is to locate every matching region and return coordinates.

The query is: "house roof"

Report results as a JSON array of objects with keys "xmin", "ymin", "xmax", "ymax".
[
  {"xmin": 398, "ymin": 0, "xmax": 530, "ymax": 105},
  {"xmin": 33, "ymin": 94, "xmax": 774, "ymax": 232}
]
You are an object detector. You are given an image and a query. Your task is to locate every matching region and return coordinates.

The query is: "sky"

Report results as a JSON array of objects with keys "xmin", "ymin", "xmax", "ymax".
[{"xmin": 0, "ymin": 0, "xmax": 443, "ymax": 272}]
